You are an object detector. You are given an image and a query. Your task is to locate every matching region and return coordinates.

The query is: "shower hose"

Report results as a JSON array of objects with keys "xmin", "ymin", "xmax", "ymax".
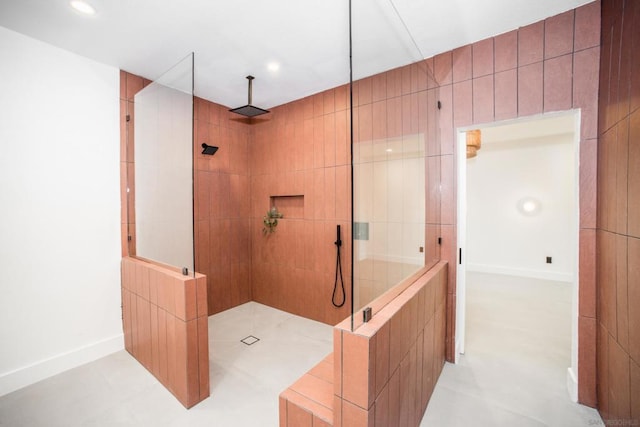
[{"xmin": 332, "ymin": 225, "xmax": 346, "ymax": 308}]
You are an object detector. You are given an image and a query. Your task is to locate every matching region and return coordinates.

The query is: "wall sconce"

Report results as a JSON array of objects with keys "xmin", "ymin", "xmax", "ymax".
[{"xmin": 466, "ymin": 129, "xmax": 481, "ymax": 159}]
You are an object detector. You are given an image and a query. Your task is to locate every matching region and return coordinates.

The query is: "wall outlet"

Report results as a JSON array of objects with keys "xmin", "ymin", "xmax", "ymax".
[{"xmin": 546, "ymin": 256, "xmax": 552, "ymax": 264}]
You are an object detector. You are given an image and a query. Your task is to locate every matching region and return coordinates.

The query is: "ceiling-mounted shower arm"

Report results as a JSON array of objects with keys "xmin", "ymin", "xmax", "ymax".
[
  {"xmin": 229, "ymin": 75, "xmax": 269, "ymax": 118},
  {"xmin": 246, "ymin": 75, "xmax": 254, "ymax": 105}
]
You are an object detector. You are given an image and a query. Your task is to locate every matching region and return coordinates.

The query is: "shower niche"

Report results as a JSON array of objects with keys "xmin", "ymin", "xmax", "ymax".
[{"xmin": 270, "ymin": 195, "xmax": 304, "ymax": 219}]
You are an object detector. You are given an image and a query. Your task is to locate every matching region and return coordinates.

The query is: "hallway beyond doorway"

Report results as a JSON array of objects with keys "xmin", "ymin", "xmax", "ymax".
[{"xmin": 422, "ymin": 272, "xmax": 601, "ymax": 426}]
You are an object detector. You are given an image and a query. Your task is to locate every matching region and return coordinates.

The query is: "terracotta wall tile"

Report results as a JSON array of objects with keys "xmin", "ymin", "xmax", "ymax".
[
  {"xmin": 372, "ymin": 73, "xmax": 387, "ymax": 102},
  {"xmin": 578, "ymin": 316, "xmax": 597, "ymax": 407},
  {"xmin": 628, "ymin": 237, "xmax": 640, "ymax": 363},
  {"xmin": 290, "ymin": 373, "xmax": 334, "ymax": 410},
  {"xmin": 631, "ymin": 357, "xmax": 640, "ymax": 421},
  {"xmin": 579, "ymin": 228, "xmax": 596, "ymax": 318},
  {"xmin": 434, "ymin": 52, "xmax": 453, "ymax": 85},
  {"xmin": 597, "ymin": 323, "xmax": 610, "ymax": 418},
  {"xmin": 494, "ymin": 69, "xmax": 518, "ymax": 121},
  {"xmin": 387, "ymin": 369, "xmax": 400, "ymax": 425},
  {"xmin": 185, "ymin": 319, "xmax": 199, "ymax": 407},
  {"xmin": 608, "ymin": 336, "xmax": 631, "ymax": 420},
  {"xmin": 629, "ymin": 110, "xmax": 640, "ymax": 238},
  {"xmin": 440, "ymin": 155, "xmax": 455, "ymax": 226},
  {"xmin": 125, "ymin": 73, "xmax": 143, "ymax": 101},
  {"xmin": 616, "ymin": 117, "xmax": 629, "ymax": 235},
  {"xmin": 342, "ymin": 399, "xmax": 371, "ymax": 427},
  {"xmin": 452, "ymin": 80, "xmax": 472, "ymax": 127},
  {"xmin": 287, "ymin": 400, "xmax": 313, "ymax": 427},
  {"xmin": 122, "ymin": 289, "xmax": 132, "ymax": 351},
  {"xmin": 452, "ymin": 46, "xmax": 472, "ymax": 83},
  {"xmin": 598, "ymin": 230, "xmax": 618, "ymax": 336},
  {"xmin": 421, "ymin": 318, "xmax": 435, "ymax": 409},
  {"xmin": 575, "ymin": 0, "xmax": 601, "ymax": 51},
  {"xmin": 617, "ymin": 4, "xmax": 634, "ymax": 123},
  {"xmin": 374, "ymin": 322, "xmax": 390, "ymax": 397},
  {"xmin": 545, "ymin": 10, "xmax": 575, "ymax": 59},
  {"xmin": 324, "ymin": 89, "xmax": 335, "ymax": 115},
  {"xmin": 580, "ymin": 138, "xmax": 598, "ymax": 229},
  {"xmin": 472, "ymin": 38, "xmax": 494, "ymax": 78},
  {"xmin": 518, "ymin": 21, "xmax": 545, "ymax": 66},
  {"xmin": 374, "ymin": 381, "xmax": 389, "ymax": 426},
  {"xmin": 312, "ymin": 92, "xmax": 324, "ymax": 118},
  {"xmin": 413, "ymin": 62, "xmax": 428, "ymax": 92},
  {"xmin": 437, "ymin": 85, "xmax": 454, "ymax": 155},
  {"xmin": 398, "ymin": 349, "xmax": 412, "ymax": 426},
  {"xmin": 543, "ymin": 54, "xmax": 573, "ymax": 112},
  {"xmin": 334, "ymin": 328, "xmax": 343, "ymax": 397},
  {"xmin": 472, "ymin": 75, "xmax": 494, "ymax": 124},
  {"xmin": 335, "ymin": 110, "xmax": 349, "ymax": 166},
  {"xmin": 494, "ymin": 30, "xmax": 518, "ymax": 72},
  {"xmin": 197, "ymin": 315, "xmax": 209, "ymax": 399},
  {"xmin": 335, "ymin": 84, "xmax": 348, "ymax": 112},
  {"xmin": 157, "ymin": 307, "xmax": 168, "ymax": 384},
  {"xmin": 401, "ymin": 64, "xmax": 413, "ymax": 95},
  {"xmin": 358, "ymin": 77, "xmax": 373, "ymax": 106},
  {"xmin": 517, "ymin": 62, "xmax": 544, "ymax": 116},
  {"xmin": 616, "ymin": 235, "xmax": 629, "ymax": 352},
  {"xmin": 389, "ymin": 304, "xmax": 407, "ymax": 375},
  {"xmin": 324, "ymin": 114, "xmax": 337, "ymax": 168}
]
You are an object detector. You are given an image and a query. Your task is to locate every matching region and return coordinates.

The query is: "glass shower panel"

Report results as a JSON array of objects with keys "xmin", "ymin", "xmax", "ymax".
[
  {"xmin": 351, "ymin": 0, "xmax": 441, "ymax": 327},
  {"xmin": 134, "ymin": 53, "xmax": 195, "ymax": 275}
]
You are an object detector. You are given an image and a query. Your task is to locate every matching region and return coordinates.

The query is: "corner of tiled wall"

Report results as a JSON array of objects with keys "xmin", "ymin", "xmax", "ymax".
[{"xmin": 596, "ymin": 0, "xmax": 640, "ymax": 422}]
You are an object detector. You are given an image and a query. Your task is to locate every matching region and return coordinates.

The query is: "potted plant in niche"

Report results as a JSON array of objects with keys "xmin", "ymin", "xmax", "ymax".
[{"xmin": 263, "ymin": 206, "xmax": 283, "ymax": 234}]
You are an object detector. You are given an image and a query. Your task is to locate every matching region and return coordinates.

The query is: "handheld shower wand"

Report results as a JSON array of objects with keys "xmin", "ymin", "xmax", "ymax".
[{"xmin": 332, "ymin": 225, "xmax": 345, "ymax": 308}]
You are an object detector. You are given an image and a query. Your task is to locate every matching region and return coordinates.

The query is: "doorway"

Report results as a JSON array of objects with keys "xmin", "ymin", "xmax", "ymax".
[{"xmin": 456, "ymin": 111, "xmax": 580, "ymax": 400}]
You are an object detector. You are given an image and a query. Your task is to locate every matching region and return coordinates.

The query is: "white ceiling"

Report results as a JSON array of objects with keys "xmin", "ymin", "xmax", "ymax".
[{"xmin": 0, "ymin": 0, "xmax": 592, "ymax": 109}]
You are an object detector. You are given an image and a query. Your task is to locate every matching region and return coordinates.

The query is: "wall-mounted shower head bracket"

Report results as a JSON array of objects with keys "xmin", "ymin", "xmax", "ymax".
[{"xmin": 201, "ymin": 143, "xmax": 218, "ymax": 155}]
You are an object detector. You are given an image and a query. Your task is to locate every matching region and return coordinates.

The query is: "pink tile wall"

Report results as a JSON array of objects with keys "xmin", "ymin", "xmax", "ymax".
[
  {"xmin": 597, "ymin": 0, "xmax": 640, "ymax": 423},
  {"xmin": 332, "ymin": 261, "xmax": 448, "ymax": 427},
  {"xmin": 249, "ymin": 88, "xmax": 352, "ymax": 326},
  {"xmin": 193, "ymin": 96, "xmax": 252, "ymax": 315},
  {"xmin": 121, "ymin": 257, "xmax": 209, "ymax": 408},
  {"xmin": 430, "ymin": 2, "xmax": 601, "ymax": 407}
]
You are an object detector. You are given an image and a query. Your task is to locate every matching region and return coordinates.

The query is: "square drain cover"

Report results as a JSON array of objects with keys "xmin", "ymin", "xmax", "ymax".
[{"xmin": 241, "ymin": 335, "xmax": 260, "ymax": 346}]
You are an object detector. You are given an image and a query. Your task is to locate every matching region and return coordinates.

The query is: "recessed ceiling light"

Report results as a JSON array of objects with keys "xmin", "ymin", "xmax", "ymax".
[
  {"xmin": 267, "ymin": 62, "xmax": 280, "ymax": 72},
  {"xmin": 70, "ymin": 0, "xmax": 96, "ymax": 15},
  {"xmin": 386, "ymin": 148, "xmax": 393, "ymax": 153}
]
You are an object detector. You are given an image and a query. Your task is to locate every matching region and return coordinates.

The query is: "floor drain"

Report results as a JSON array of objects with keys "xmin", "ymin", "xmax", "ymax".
[{"xmin": 241, "ymin": 335, "xmax": 260, "ymax": 346}]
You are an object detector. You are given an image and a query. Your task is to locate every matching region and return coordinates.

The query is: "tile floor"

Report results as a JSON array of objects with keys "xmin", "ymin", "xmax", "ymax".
[
  {"xmin": 0, "ymin": 302, "xmax": 333, "ymax": 427},
  {"xmin": 421, "ymin": 272, "xmax": 603, "ymax": 426},
  {"xmin": 0, "ymin": 277, "xmax": 604, "ymax": 427}
]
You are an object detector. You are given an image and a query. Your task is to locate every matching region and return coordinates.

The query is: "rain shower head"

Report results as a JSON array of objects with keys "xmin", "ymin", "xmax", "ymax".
[
  {"xmin": 229, "ymin": 75, "xmax": 270, "ymax": 117},
  {"xmin": 201, "ymin": 143, "xmax": 218, "ymax": 155}
]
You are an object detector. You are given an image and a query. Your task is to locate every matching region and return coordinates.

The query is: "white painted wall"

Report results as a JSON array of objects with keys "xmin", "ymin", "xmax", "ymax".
[
  {"xmin": 466, "ymin": 133, "xmax": 576, "ymax": 282},
  {"xmin": 0, "ymin": 26, "xmax": 122, "ymax": 396}
]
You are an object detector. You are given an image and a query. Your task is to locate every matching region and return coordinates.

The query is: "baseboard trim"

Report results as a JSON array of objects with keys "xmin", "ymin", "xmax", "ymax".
[
  {"xmin": 567, "ymin": 367, "xmax": 578, "ymax": 402},
  {"xmin": 467, "ymin": 263, "xmax": 573, "ymax": 282},
  {"xmin": 0, "ymin": 334, "xmax": 124, "ymax": 397}
]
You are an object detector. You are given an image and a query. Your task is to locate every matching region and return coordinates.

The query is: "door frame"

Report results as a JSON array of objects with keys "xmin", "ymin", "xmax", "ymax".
[{"xmin": 454, "ymin": 111, "xmax": 581, "ymax": 400}]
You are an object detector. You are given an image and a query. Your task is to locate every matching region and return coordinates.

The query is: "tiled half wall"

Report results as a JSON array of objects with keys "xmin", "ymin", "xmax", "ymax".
[
  {"xmin": 121, "ymin": 257, "xmax": 209, "ymax": 408},
  {"xmin": 279, "ymin": 261, "xmax": 448, "ymax": 426}
]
